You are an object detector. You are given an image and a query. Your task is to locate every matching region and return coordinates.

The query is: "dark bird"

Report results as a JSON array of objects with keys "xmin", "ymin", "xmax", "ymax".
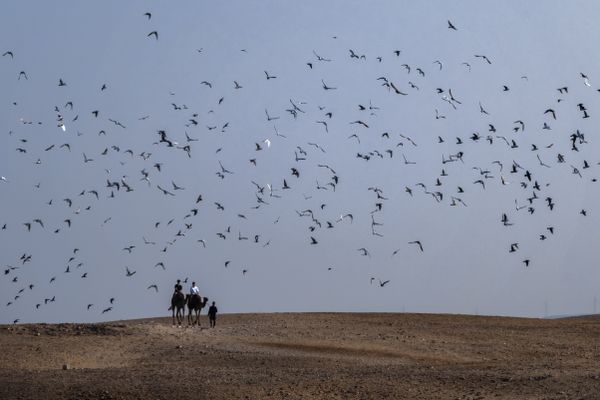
[
  {"xmin": 447, "ymin": 20, "xmax": 457, "ymax": 30},
  {"xmin": 321, "ymin": 79, "xmax": 337, "ymax": 90},
  {"xmin": 544, "ymin": 109, "xmax": 556, "ymax": 119},
  {"xmin": 357, "ymin": 248, "xmax": 370, "ymax": 257},
  {"xmin": 408, "ymin": 240, "xmax": 424, "ymax": 252},
  {"xmin": 157, "ymin": 185, "xmax": 175, "ymax": 196},
  {"xmin": 389, "ymin": 81, "xmax": 408, "ymax": 95},
  {"xmin": 147, "ymin": 31, "xmax": 158, "ymax": 40},
  {"xmin": 474, "ymin": 54, "xmax": 492, "ymax": 64}
]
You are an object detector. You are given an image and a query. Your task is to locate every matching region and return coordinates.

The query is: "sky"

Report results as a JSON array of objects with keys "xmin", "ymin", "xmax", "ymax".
[{"xmin": 2, "ymin": 1, "xmax": 600, "ymax": 323}]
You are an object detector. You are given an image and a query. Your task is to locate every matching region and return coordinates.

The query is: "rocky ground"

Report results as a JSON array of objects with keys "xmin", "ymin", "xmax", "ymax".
[{"xmin": 1, "ymin": 313, "xmax": 600, "ymax": 399}]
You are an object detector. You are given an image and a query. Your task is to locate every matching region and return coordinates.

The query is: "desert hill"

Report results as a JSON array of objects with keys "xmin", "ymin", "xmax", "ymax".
[{"xmin": 2, "ymin": 313, "xmax": 600, "ymax": 399}]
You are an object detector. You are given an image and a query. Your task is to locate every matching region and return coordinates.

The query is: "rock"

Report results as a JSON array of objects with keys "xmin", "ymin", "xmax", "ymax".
[{"xmin": 62, "ymin": 363, "xmax": 70, "ymax": 370}]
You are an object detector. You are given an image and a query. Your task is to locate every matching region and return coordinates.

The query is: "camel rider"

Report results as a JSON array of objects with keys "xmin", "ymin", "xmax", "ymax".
[
  {"xmin": 168, "ymin": 279, "xmax": 184, "ymax": 311},
  {"xmin": 190, "ymin": 281, "xmax": 200, "ymax": 297},
  {"xmin": 174, "ymin": 279, "xmax": 183, "ymax": 294}
]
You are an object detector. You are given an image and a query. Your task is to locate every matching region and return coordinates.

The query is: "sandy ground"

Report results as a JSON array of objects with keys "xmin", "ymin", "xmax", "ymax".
[{"xmin": 1, "ymin": 312, "xmax": 600, "ymax": 399}]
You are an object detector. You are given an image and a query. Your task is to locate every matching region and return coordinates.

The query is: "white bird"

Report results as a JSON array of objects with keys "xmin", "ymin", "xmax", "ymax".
[
  {"xmin": 263, "ymin": 138, "xmax": 271, "ymax": 148},
  {"xmin": 0, "ymin": 176, "xmax": 7, "ymax": 182}
]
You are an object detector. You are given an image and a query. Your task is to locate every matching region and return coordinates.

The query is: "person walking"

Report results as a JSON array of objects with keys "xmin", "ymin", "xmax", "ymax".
[{"xmin": 208, "ymin": 301, "xmax": 218, "ymax": 328}]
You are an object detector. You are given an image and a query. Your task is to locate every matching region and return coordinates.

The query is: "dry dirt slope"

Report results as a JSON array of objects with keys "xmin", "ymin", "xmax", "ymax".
[{"xmin": 1, "ymin": 313, "xmax": 600, "ymax": 399}]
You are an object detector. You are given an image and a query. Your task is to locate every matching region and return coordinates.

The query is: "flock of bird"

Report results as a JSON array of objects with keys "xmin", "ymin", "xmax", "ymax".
[{"xmin": 1, "ymin": 11, "xmax": 599, "ymax": 323}]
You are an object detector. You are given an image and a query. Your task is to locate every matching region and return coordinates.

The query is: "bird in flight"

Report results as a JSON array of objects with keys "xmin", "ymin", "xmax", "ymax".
[
  {"xmin": 409, "ymin": 241, "xmax": 424, "ymax": 252},
  {"xmin": 474, "ymin": 54, "xmax": 492, "ymax": 64},
  {"xmin": 357, "ymin": 248, "xmax": 370, "ymax": 257},
  {"xmin": 147, "ymin": 31, "xmax": 158, "ymax": 40}
]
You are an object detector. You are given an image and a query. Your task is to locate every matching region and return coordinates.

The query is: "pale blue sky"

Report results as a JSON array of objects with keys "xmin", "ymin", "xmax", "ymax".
[{"xmin": 2, "ymin": 1, "xmax": 600, "ymax": 323}]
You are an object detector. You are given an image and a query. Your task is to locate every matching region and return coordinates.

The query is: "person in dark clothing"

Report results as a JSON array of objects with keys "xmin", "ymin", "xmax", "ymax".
[
  {"xmin": 208, "ymin": 301, "xmax": 218, "ymax": 328},
  {"xmin": 168, "ymin": 279, "xmax": 184, "ymax": 311},
  {"xmin": 174, "ymin": 279, "xmax": 183, "ymax": 293}
]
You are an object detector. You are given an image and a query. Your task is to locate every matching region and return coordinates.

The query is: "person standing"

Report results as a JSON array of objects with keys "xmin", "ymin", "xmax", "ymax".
[{"xmin": 208, "ymin": 301, "xmax": 218, "ymax": 328}]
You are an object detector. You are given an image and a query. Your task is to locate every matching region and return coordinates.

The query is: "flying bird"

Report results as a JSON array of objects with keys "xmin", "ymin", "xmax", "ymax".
[{"xmin": 408, "ymin": 241, "xmax": 424, "ymax": 252}]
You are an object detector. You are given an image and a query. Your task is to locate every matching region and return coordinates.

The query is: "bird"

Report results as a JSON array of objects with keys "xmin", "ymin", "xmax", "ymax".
[
  {"xmin": 157, "ymin": 185, "xmax": 175, "ymax": 196},
  {"xmin": 147, "ymin": 31, "xmax": 158, "ymax": 40},
  {"xmin": 125, "ymin": 267, "xmax": 136, "ymax": 276},
  {"xmin": 408, "ymin": 241, "xmax": 424, "ymax": 252},
  {"xmin": 474, "ymin": 54, "xmax": 492, "ymax": 64},
  {"xmin": 447, "ymin": 20, "xmax": 457, "ymax": 30},
  {"xmin": 357, "ymin": 248, "xmax": 370, "ymax": 257},
  {"xmin": 321, "ymin": 79, "xmax": 337, "ymax": 90},
  {"xmin": 147, "ymin": 284, "xmax": 159, "ymax": 292}
]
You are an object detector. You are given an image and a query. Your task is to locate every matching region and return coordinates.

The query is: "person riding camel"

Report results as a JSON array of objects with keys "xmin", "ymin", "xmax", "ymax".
[
  {"xmin": 169, "ymin": 279, "xmax": 184, "ymax": 311},
  {"xmin": 174, "ymin": 279, "xmax": 183, "ymax": 294},
  {"xmin": 190, "ymin": 281, "xmax": 200, "ymax": 297}
]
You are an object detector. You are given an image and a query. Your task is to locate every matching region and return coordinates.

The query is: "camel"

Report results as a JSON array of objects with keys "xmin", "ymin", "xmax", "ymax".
[
  {"xmin": 170, "ymin": 291, "xmax": 186, "ymax": 326},
  {"xmin": 186, "ymin": 294, "xmax": 209, "ymax": 326}
]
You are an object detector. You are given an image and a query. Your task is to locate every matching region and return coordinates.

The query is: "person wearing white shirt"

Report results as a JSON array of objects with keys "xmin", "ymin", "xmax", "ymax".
[{"xmin": 190, "ymin": 282, "xmax": 200, "ymax": 297}]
